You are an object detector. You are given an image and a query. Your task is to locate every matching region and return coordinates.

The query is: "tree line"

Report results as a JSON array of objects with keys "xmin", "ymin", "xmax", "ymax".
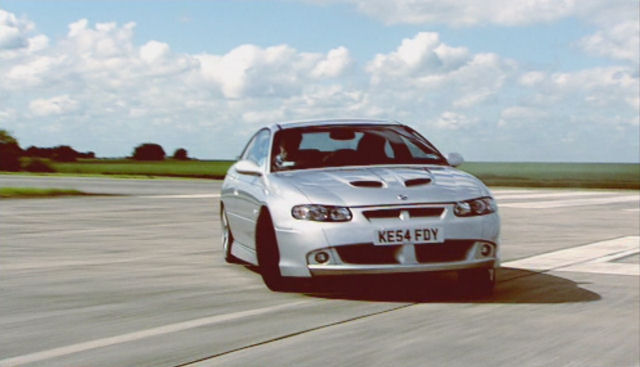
[{"xmin": 0, "ymin": 129, "xmax": 190, "ymax": 172}]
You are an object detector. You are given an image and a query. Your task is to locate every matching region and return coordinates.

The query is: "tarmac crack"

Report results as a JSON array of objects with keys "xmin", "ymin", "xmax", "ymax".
[
  {"xmin": 175, "ymin": 266, "xmax": 580, "ymax": 367},
  {"xmin": 174, "ymin": 303, "xmax": 414, "ymax": 367}
]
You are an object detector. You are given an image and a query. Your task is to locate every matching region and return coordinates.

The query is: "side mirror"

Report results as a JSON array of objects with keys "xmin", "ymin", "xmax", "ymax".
[
  {"xmin": 447, "ymin": 152, "xmax": 464, "ymax": 167},
  {"xmin": 235, "ymin": 160, "xmax": 262, "ymax": 176}
]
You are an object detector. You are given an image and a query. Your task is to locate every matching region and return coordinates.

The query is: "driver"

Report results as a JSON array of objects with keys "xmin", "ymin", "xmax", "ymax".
[{"xmin": 275, "ymin": 132, "xmax": 302, "ymax": 167}]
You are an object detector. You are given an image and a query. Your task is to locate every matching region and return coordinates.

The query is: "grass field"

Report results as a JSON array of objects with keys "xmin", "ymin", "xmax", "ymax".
[
  {"xmin": 3, "ymin": 159, "xmax": 639, "ymax": 189},
  {"xmin": 51, "ymin": 159, "xmax": 233, "ymax": 179},
  {"xmin": 459, "ymin": 162, "xmax": 640, "ymax": 189},
  {"xmin": 0, "ymin": 187, "xmax": 88, "ymax": 199}
]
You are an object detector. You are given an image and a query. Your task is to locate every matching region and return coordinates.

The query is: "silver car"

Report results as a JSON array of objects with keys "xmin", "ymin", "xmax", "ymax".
[{"xmin": 220, "ymin": 119, "xmax": 500, "ymax": 294}]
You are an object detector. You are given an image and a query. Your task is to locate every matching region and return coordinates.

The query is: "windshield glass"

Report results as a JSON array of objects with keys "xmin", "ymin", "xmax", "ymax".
[{"xmin": 271, "ymin": 124, "xmax": 447, "ymax": 171}]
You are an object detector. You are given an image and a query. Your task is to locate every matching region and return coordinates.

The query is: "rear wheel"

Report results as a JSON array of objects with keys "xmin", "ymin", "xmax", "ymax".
[
  {"xmin": 256, "ymin": 210, "xmax": 288, "ymax": 291},
  {"xmin": 220, "ymin": 206, "xmax": 239, "ymax": 263},
  {"xmin": 458, "ymin": 268, "xmax": 495, "ymax": 297}
]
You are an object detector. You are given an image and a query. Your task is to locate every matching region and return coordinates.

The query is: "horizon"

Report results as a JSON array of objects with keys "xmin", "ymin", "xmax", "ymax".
[
  {"xmin": 0, "ymin": 1, "xmax": 638, "ymax": 163},
  {"xmin": 10, "ymin": 141, "xmax": 640, "ymax": 165}
]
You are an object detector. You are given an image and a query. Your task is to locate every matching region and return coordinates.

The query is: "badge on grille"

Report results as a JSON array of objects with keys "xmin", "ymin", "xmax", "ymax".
[{"xmin": 397, "ymin": 194, "xmax": 408, "ymax": 201}]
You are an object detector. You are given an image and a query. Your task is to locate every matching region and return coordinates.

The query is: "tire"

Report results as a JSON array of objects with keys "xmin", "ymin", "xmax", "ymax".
[
  {"xmin": 256, "ymin": 210, "xmax": 288, "ymax": 291},
  {"xmin": 458, "ymin": 268, "xmax": 495, "ymax": 297},
  {"xmin": 220, "ymin": 206, "xmax": 239, "ymax": 263}
]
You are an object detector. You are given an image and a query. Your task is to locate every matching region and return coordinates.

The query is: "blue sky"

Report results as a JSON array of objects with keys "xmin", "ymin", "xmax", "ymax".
[{"xmin": 1, "ymin": 0, "xmax": 638, "ymax": 161}]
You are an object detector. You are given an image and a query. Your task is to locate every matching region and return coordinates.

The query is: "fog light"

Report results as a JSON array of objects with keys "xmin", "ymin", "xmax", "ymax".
[
  {"xmin": 314, "ymin": 251, "xmax": 329, "ymax": 263},
  {"xmin": 480, "ymin": 244, "xmax": 492, "ymax": 257}
]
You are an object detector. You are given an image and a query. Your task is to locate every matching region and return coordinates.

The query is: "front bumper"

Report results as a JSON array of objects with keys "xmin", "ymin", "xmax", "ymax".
[
  {"xmin": 308, "ymin": 258, "xmax": 497, "ymax": 276},
  {"xmin": 274, "ymin": 203, "xmax": 500, "ymax": 278},
  {"xmin": 306, "ymin": 240, "xmax": 498, "ymax": 276}
]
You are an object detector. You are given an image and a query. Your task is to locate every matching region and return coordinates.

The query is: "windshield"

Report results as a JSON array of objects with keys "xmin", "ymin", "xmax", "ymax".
[{"xmin": 271, "ymin": 124, "xmax": 447, "ymax": 172}]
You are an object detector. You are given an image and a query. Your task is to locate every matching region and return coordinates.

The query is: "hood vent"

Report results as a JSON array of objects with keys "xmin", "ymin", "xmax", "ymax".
[
  {"xmin": 404, "ymin": 178, "xmax": 432, "ymax": 187},
  {"xmin": 350, "ymin": 180, "xmax": 384, "ymax": 188}
]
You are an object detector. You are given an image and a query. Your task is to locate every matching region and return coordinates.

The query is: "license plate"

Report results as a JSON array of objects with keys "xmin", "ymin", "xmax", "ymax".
[{"xmin": 374, "ymin": 227, "xmax": 443, "ymax": 245}]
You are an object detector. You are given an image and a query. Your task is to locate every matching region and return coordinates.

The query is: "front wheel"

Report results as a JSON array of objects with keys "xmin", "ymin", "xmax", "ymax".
[
  {"xmin": 256, "ymin": 211, "xmax": 288, "ymax": 291},
  {"xmin": 458, "ymin": 268, "xmax": 495, "ymax": 297}
]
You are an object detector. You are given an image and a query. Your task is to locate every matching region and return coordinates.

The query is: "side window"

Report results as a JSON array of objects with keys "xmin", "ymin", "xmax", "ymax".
[
  {"xmin": 240, "ymin": 136, "xmax": 257, "ymax": 161},
  {"xmin": 384, "ymin": 140, "xmax": 395, "ymax": 158},
  {"xmin": 400, "ymin": 135, "xmax": 440, "ymax": 160},
  {"xmin": 243, "ymin": 129, "xmax": 271, "ymax": 167}
]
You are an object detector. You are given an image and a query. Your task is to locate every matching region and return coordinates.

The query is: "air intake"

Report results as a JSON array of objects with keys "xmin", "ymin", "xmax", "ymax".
[
  {"xmin": 404, "ymin": 178, "xmax": 431, "ymax": 187},
  {"xmin": 350, "ymin": 180, "xmax": 384, "ymax": 188},
  {"xmin": 363, "ymin": 207, "xmax": 443, "ymax": 220}
]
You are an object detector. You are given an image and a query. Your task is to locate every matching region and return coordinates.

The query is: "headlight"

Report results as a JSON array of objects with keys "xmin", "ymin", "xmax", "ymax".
[
  {"xmin": 454, "ymin": 197, "xmax": 497, "ymax": 217},
  {"xmin": 292, "ymin": 204, "xmax": 352, "ymax": 222}
]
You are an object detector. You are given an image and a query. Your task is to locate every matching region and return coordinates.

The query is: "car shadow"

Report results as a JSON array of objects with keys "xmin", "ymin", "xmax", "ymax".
[{"xmin": 287, "ymin": 267, "xmax": 601, "ymax": 304}]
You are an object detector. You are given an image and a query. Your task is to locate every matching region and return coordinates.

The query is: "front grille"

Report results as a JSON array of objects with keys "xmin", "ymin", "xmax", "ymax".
[
  {"xmin": 414, "ymin": 240, "xmax": 473, "ymax": 263},
  {"xmin": 362, "ymin": 209, "xmax": 401, "ymax": 219},
  {"xmin": 362, "ymin": 207, "xmax": 444, "ymax": 220},
  {"xmin": 408, "ymin": 207, "xmax": 444, "ymax": 217},
  {"xmin": 336, "ymin": 244, "xmax": 400, "ymax": 264},
  {"xmin": 335, "ymin": 240, "xmax": 474, "ymax": 265}
]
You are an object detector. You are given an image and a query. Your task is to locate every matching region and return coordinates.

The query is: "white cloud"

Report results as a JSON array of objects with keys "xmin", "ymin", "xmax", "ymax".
[
  {"xmin": 197, "ymin": 44, "xmax": 298, "ymax": 98},
  {"xmin": 6, "ymin": 55, "xmax": 63, "ymax": 87},
  {"xmin": 311, "ymin": 46, "xmax": 352, "ymax": 78},
  {"xmin": 500, "ymin": 66, "xmax": 638, "ymax": 132},
  {"xmin": 0, "ymin": 13, "xmax": 371, "ymax": 156},
  {"xmin": 0, "ymin": 24, "xmax": 25, "ymax": 49},
  {"xmin": 434, "ymin": 111, "xmax": 477, "ymax": 130},
  {"xmin": 241, "ymin": 109, "xmax": 286, "ymax": 125},
  {"xmin": 140, "ymin": 40, "xmax": 170, "ymax": 64},
  {"xmin": 0, "ymin": 8, "xmax": 637, "ymax": 162},
  {"xmin": 367, "ymin": 33, "xmax": 508, "ymax": 89},
  {"xmin": 26, "ymin": 34, "xmax": 48, "ymax": 52},
  {"xmin": 498, "ymin": 106, "xmax": 548, "ymax": 127},
  {"xmin": 29, "ymin": 95, "xmax": 78, "ymax": 116},
  {"xmin": 0, "ymin": 9, "xmax": 34, "ymax": 49},
  {"xmin": 310, "ymin": 0, "xmax": 586, "ymax": 27},
  {"xmin": 579, "ymin": 21, "xmax": 639, "ymax": 62},
  {"xmin": 0, "ymin": 108, "xmax": 16, "ymax": 122},
  {"xmin": 197, "ymin": 44, "xmax": 353, "ymax": 99},
  {"xmin": 542, "ymin": 67, "xmax": 638, "ymax": 112},
  {"xmin": 366, "ymin": 32, "xmax": 512, "ymax": 112},
  {"xmin": 452, "ymin": 89, "xmax": 495, "ymax": 109},
  {"xmin": 65, "ymin": 19, "xmax": 136, "ymax": 58},
  {"xmin": 367, "ymin": 32, "xmax": 447, "ymax": 81},
  {"xmin": 519, "ymin": 71, "xmax": 546, "ymax": 87},
  {"xmin": 310, "ymin": 0, "xmax": 633, "ymax": 28},
  {"xmin": 309, "ymin": 0, "xmax": 638, "ymax": 66},
  {"xmin": 0, "ymin": 9, "xmax": 47, "ymax": 62}
]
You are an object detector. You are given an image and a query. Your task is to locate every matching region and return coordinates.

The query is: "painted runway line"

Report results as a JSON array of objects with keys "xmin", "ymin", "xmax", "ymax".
[
  {"xmin": 503, "ymin": 236, "xmax": 640, "ymax": 276},
  {"xmin": 499, "ymin": 194, "xmax": 639, "ymax": 209},
  {"xmin": 493, "ymin": 191, "xmax": 616, "ymax": 201},
  {"xmin": 137, "ymin": 194, "xmax": 221, "ymax": 199},
  {"xmin": 0, "ymin": 300, "xmax": 313, "ymax": 367},
  {"xmin": 490, "ymin": 189, "xmax": 535, "ymax": 195},
  {"xmin": 8, "ymin": 220, "xmax": 212, "ymax": 238},
  {"xmin": 2, "ymin": 256, "xmax": 152, "ymax": 271}
]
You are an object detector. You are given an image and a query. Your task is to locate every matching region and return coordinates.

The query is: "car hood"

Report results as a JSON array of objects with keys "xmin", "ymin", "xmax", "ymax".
[{"xmin": 272, "ymin": 165, "xmax": 490, "ymax": 207}]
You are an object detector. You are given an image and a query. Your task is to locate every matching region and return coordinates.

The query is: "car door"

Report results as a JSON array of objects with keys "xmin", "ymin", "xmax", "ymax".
[
  {"xmin": 232, "ymin": 129, "xmax": 271, "ymax": 250},
  {"xmin": 223, "ymin": 132, "xmax": 258, "ymax": 247}
]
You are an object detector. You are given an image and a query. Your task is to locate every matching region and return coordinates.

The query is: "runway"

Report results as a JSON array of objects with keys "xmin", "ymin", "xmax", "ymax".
[{"xmin": 1, "ymin": 175, "xmax": 638, "ymax": 367}]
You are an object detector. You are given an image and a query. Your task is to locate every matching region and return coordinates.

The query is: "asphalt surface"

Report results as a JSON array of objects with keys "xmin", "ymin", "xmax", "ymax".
[{"xmin": 1, "ymin": 175, "xmax": 638, "ymax": 367}]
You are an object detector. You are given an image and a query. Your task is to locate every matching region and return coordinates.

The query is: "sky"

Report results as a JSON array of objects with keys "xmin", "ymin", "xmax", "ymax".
[{"xmin": 0, "ymin": 0, "xmax": 638, "ymax": 162}]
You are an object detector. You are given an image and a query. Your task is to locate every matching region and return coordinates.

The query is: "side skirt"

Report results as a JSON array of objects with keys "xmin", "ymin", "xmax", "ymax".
[{"xmin": 231, "ymin": 241, "xmax": 258, "ymax": 265}]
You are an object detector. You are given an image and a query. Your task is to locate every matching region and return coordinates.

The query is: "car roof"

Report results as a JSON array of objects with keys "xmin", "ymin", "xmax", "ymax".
[{"xmin": 271, "ymin": 118, "xmax": 402, "ymax": 130}]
